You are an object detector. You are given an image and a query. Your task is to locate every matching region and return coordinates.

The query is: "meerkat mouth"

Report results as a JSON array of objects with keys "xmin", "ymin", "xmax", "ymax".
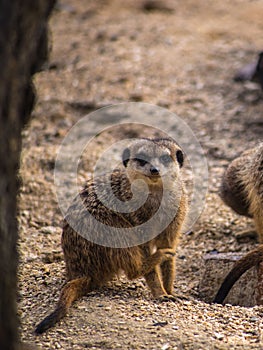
[{"xmin": 146, "ymin": 175, "xmax": 162, "ymax": 183}]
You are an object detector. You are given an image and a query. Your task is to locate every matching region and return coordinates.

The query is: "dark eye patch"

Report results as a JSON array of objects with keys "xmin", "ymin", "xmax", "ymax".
[
  {"xmin": 134, "ymin": 153, "xmax": 150, "ymax": 166},
  {"xmin": 160, "ymin": 154, "xmax": 172, "ymax": 164},
  {"xmin": 176, "ymin": 149, "xmax": 184, "ymax": 167},
  {"xmin": 135, "ymin": 158, "xmax": 148, "ymax": 166}
]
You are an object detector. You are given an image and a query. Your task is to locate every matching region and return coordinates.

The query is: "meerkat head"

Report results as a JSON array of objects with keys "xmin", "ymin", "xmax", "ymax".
[{"xmin": 122, "ymin": 138, "xmax": 184, "ymax": 187}]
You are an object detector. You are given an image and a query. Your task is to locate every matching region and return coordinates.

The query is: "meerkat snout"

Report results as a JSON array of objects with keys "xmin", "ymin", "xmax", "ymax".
[{"xmin": 150, "ymin": 166, "xmax": 159, "ymax": 176}]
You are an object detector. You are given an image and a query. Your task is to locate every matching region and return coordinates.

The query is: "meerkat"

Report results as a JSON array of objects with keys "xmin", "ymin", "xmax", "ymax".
[
  {"xmin": 35, "ymin": 138, "xmax": 188, "ymax": 334},
  {"xmin": 219, "ymin": 143, "xmax": 263, "ymax": 242},
  {"xmin": 213, "ymin": 245, "xmax": 263, "ymax": 304}
]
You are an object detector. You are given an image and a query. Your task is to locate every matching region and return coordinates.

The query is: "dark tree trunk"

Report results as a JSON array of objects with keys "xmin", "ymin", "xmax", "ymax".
[{"xmin": 0, "ymin": 1, "xmax": 55, "ymax": 349}]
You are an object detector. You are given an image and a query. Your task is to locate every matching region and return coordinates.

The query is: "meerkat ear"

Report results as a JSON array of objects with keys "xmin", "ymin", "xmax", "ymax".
[
  {"xmin": 122, "ymin": 148, "xmax": 130, "ymax": 167},
  {"xmin": 176, "ymin": 149, "xmax": 184, "ymax": 167}
]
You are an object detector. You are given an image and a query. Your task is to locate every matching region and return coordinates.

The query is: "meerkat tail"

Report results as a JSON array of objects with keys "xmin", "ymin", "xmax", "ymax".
[
  {"xmin": 34, "ymin": 303, "xmax": 67, "ymax": 334},
  {"xmin": 213, "ymin": 246, "xmax": 263, "ymax": 304},
  {"xmin": 35, "ymin": 276, "xmax": 92, "ymax": 334}
]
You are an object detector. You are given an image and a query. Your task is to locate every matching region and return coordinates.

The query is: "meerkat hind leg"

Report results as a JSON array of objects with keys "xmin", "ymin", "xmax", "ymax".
[
  {"xmin": 160, "ymin": 258, "xmax": 175, "ymax": 295},
  {"xmin": 235, "ymin": 229, "xmax": 258, "ymax": 241},
  {"xmin": 236, "ymin": 210, "xmax": 263, "ymax": 242},
  {"xmin": 144, "ymin": 266, "xmax": 167, "ymax": 298}
]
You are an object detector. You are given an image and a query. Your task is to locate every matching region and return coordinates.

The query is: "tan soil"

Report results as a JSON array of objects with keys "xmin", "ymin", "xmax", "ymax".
[{"xmin": 19, "ymin": 0, "xmax": 263, "ymax": 349}]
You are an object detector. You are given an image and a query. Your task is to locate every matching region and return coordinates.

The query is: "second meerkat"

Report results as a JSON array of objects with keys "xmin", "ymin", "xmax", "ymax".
[
  {"xmin": 220, "ymin": 143, "xmax": 263, "ymax": 242},
  {"xmin": 213, "ymin": 143, "xmax": 263, "ymax": 304},
  {"xmin": 35, "ymin": 137, "xmax": 188, "ymax": 334}
]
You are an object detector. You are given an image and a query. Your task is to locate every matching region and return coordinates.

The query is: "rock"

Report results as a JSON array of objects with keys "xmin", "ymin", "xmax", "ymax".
[
  {"xmin": 40, "ymin": 226, "xmax": 60, "ymax": 235},
  {"xmin": 199, "ymin": 252, "xmax": 261, "ymax": 307}
]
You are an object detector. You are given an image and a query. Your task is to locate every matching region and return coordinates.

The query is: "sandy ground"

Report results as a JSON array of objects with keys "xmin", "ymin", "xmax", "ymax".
[{"xmin": 19, "ymin": 0, "xmax": 263, "ymax": 349}]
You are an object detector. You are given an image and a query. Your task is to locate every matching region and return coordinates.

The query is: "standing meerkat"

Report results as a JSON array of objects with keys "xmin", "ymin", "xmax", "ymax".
[
  {"xmin": 35, "ymin": 137, "xmax": 188, "ymax": 334},
  {"xmin": 213, "ymin": 245, "xmax": 263, "ymax": 304},
  {"xmin": 220, "ymin": 143, "xmax": 263, "ymax": 242}
]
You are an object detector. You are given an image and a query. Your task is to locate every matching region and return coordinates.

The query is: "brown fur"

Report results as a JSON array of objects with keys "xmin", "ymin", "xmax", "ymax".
[
  {"xmin": 35, "ymin": 138, "xmax": 188, "ymax": 334},
  {"xmin": 213, "ymin": 245, "xmax": 263, "ymax": 304},
  {"xmin": 220, "ymin": 143, "xmax": 263, "ymax": 241}
]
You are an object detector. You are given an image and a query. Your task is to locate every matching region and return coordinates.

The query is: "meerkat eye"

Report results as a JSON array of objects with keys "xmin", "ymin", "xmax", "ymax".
[
  {"xmin": 134, "ymin": 153, "xmax": 149, "ymax": 166},
  {"xmin": 135, "ymin": 158, "xmax": 148, "ymax": 166},
  {"xmin": 160, "ymin": 154, "xmax": 172, "ymax": 165}
]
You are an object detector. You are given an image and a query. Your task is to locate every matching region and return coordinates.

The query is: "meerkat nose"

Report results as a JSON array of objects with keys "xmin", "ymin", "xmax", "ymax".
[{"xmin": 150, "ymin": 166, "xmax": 160, "ymax": 176}]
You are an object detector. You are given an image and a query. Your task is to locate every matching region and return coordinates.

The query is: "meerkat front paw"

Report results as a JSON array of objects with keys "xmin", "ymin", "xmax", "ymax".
[
  {"xmin": 157, "ymin": 293, "xmax": 188, "ymax": 303},
  {"xmin": 156, "ymin": 294, "xmax": 183, "ymax": 303},
  {"xmin": 157, "ymin": 294, "xmax": 177, "ymax": 302},
  {"xmin": 157, "ymin": 248, "xmax": 176, "ymax": 259}
]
